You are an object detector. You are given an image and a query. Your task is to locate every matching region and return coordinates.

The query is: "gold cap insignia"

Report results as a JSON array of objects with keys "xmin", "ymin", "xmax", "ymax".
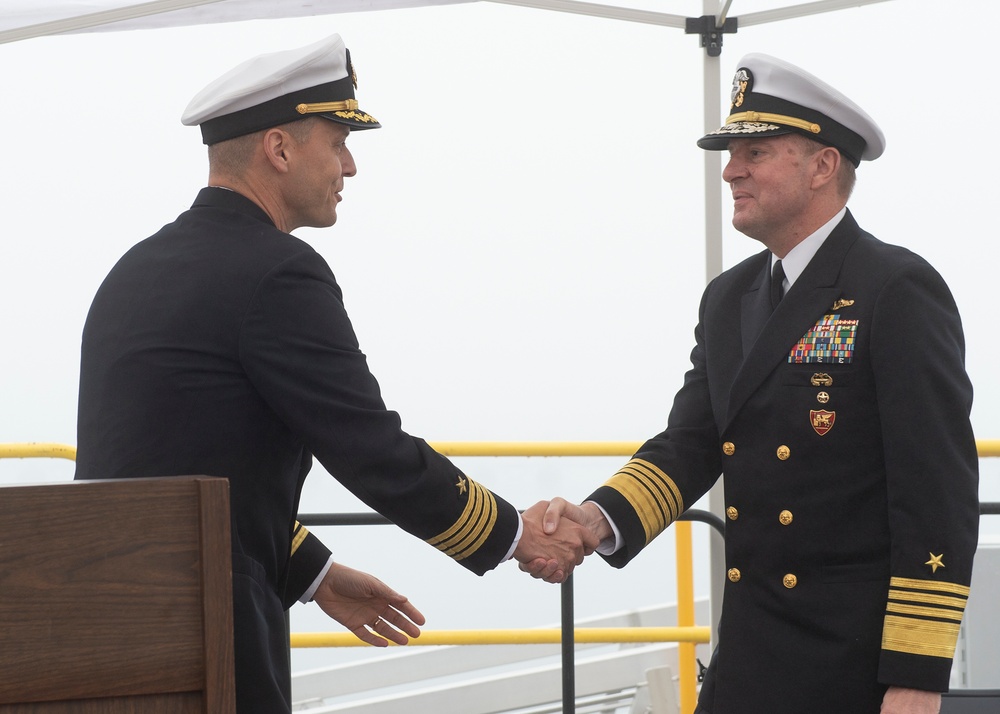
[{"xmin": 731, "ymin": 68, "xmax": 750, "ymax": 109}]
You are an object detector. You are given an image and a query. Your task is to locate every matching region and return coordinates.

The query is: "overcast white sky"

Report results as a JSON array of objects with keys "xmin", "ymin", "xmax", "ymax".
[{"xmin": 2, "ymin": 0, "xmax": 998, "ymax": 675}]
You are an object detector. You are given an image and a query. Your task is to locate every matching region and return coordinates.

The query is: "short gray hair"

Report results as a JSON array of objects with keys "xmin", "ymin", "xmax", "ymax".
[
  {"xmin": 791, "ymin": 133, "xmax": 857, "ymax": 200},
  {"xmin": 207, "ymin": 118, "xmax": 317, "ymax": 175}
]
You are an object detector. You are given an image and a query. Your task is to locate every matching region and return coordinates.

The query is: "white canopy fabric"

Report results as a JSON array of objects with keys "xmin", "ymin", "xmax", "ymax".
[
  {"xmin": 0, "ymin": 0, "xmax": 474, "ymax": 42},
  {"xmin": 0, "ymin": 0, "xmax": 893, "ymax": 44}
]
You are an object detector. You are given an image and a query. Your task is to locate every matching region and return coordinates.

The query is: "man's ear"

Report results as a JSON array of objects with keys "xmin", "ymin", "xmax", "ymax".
[
  {"xmin": 262, "ymin": 128, "xmax": 292, "ymax": 173},
  {"xmin": 811, "ymin": 146, "xmax": 841, "ymax": 190}
]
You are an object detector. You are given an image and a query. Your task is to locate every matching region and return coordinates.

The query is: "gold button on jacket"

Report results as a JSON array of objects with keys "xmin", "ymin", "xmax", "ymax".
[
  {"xmin": 778, "ymin": 509, "xmax": 793, "ymax": 525},
  {"xmin": 726, "ymin": 506, "xmax": 739, "ymax": 521},
  {"xmin": 783, "ymin": 573, "xmax": 798, "ymax": 589},
  {"xmin": 728, "ymin": 568, "xmax": 741, "ymax": 583},
  {"xmin": 722, "ymin": 441, "xmax": 735, "ymax": 456}
]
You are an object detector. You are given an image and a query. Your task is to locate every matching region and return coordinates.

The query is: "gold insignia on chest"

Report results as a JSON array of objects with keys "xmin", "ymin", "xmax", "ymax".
[
  {"xmin": 925, "ymin": 553, "xmax": 945, "ymax": 574},
  {"xmin": 810, "ymin": 372, "xmax": 833, "ymax": 387},
  {"xmin": 831, "ymin": 299, "xmax": 855, "ymax": 310},
  {"xmin": 810, "ymin": 409, "xmax": 836, "ymax": 436},
  {"xmin": 455, "ymin": 476, "xmax": 468, "ymax": 495}
]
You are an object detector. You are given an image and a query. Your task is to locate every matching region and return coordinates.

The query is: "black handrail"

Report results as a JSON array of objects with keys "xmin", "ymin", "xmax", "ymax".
[
  {"xmin": 296, "ymin": 508, "xmax": 725, "ymax": 713},
  {"xmin": 297, "ymin": 507, "xmax": 729, "ymax": 535}
]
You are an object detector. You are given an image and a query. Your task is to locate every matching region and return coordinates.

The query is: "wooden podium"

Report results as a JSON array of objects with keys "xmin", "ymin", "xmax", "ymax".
[{"xmin": 0, "ymin": 477, "xmax": 235, "ymax": 713}]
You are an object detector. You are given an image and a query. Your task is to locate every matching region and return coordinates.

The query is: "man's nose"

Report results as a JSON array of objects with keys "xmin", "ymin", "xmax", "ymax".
[
  {"xmin": 341, "ymin": 147, "xmax": 357, "ymax": 177},
  {"xmin": 722, "ymin": 157, "xmax": 745, "ymax": 183}
]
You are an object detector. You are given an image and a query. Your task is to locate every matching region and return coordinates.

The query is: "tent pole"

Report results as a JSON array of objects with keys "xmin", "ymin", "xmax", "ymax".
[{"xmin": 700, "ymin": 0, "xmax": 726, "ymax": 689}]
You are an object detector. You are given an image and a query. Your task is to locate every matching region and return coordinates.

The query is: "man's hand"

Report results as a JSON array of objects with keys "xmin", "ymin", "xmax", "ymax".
[
  {"xmin": 514, "ymin": 498, "xmax": 600, "ymax": 583},
  {"xmin": 880, "ymin": 686, "xmax": 941, "ymax": 714},
  {"xmin": 312, "ymin": 562, "xmax": 425, "ymax": 647},
  {"xmin": 513, "ymin": 500, "xmax": 600, "ymax": 584},
  {"xmin": 518, "ymin": 498, "xmax": 613, "ymax": 583},
  {"xmin": 543, "ymin": 498, "xmax": 613, "ymax": 542}
]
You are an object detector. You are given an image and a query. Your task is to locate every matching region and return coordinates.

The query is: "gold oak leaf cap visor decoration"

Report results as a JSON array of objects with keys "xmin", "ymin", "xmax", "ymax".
[
  {"xmin": 697, "ymin": 52, "xmax": 885, "ymax": 167},
  {"xmin": 181, "ymin": 33, "xmax": 380, "ymax": 145}
]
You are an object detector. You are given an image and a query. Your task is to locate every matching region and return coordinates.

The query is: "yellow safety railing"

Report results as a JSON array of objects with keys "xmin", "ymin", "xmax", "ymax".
[
  {"xmin": 5, "ymin": 438, "xmax": 1000, "ymax": 460},
  {"xmin": 291, "ymin": 625, "xmax": 711, "ymax": 647},
  {"xmin": 5, "ymin": 439, "xmax": 999, "ymax": 714},
  {"xmin": 0, "ymin": 442, "xmax": 78, "ymax": 460}
]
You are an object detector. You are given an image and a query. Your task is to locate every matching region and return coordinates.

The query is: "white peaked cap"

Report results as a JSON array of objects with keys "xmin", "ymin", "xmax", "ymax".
[
  {"xmin": 698, "ymin": 53, "xmax": 884, "ymax": 165},
  {"xmin": 181, "ymin": 33, "xmax": 379, "ymax": 145}
]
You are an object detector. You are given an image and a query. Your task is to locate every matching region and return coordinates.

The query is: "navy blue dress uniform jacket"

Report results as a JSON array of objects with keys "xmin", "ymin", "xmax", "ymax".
[
  {"xmin": 75, "ymin": 187, "xmax": 520, "ymax": 712},
  {"xmin": 587, "ymin": 211, "xmax": 979, "ymax": 713}
]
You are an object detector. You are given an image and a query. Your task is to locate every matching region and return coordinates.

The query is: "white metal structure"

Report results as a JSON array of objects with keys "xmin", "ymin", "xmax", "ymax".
[{"xmin": 290, "ymin": 600, "xmax": 710, "ymax": 713}]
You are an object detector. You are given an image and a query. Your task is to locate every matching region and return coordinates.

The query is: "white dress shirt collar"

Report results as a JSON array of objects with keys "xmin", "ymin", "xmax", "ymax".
[{"xmin": 771, "ymin": 207, "xmax": 847, "ymax": 290}]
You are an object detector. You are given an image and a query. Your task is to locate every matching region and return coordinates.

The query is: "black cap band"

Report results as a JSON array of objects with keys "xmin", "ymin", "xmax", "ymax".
[{"xmin": 199, "ymin": 75, "xmax": 375, "ymax": 145}]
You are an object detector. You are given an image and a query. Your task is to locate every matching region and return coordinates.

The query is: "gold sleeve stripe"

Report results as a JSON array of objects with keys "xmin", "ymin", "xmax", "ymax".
[
  {"xmin": 426, "ymin": 481, "xmax": 489, "ymax": 556},
  {"xmin": 290, "ymin": 521, "xmax": 309, "ymax": 556},
  {"xmin": 449, "ymin": 482, "xmax": 496, "ymax": 559},
  {"xmin": 425, "ymin": 479, "xmax": 498, "ymax": 562},
  {"xmin": 603, "ymin": 458, "xmax": 683, "ymax": 544},
  {"xmin": 888, "ymin": 588, "xmax": 968, "ymax": 611},
  {"xmin": 886, "ymin": 602, "xmax": 965, "ymax": 622},
  {"xmin": 882, "ymin": 614, "xmax": 961, "ymax": 659},
  {"xmin": 618, "ymin": 460, "xmax": 681, "ymax": 536},
  {"xmin": 623, "ymin": 460, "xmax": 683, "ymax": 522},
  {"xmin": 890, "ymin": 576, "xmax": 971, "ymax": 597}
]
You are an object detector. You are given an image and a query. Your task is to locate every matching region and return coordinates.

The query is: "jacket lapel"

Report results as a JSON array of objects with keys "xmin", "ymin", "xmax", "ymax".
[{"xmin": 724, "ymin": 212, "xmax": 862, "ymax": 430}]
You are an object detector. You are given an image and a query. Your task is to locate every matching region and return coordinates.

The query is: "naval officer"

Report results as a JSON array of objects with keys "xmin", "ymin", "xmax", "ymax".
[
  {"xmin": 530, "ymin": 53, "xmax": 979, "ymax": 714},
  {"xmin": 75, "ymin": 34, "xmax": 596, "ymax": 713}
]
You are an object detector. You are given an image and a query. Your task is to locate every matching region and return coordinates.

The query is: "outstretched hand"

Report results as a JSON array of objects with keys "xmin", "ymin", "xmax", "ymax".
[
  {"xmin": 312, "ymin": 562, "xmax": 425, "ymax": 647},
  {"xmin": 518, "ymin": 498, "xmax": 613, "ymax": 583},
  {"xmin": 513, "ymin": 500, "xmax": 601, "ymax": 584}
]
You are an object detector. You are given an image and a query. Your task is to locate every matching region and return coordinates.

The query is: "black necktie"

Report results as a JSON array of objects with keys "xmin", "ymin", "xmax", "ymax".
[{"xmin": 770, "ymin": 259, "xmax": 786, "ymax": 310}]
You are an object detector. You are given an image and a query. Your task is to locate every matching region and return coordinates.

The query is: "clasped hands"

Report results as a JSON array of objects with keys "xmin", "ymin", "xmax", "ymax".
[
  {"xmin": 316, "ymin": 498, "xmax": 610, "ymax": 648},
  {"xmin": 513, "ymin": 498, "xmax": 613, "ymax": 584}
]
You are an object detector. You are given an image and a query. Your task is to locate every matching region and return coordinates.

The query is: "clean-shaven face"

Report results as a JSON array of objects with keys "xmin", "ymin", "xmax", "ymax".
[{"xmin": 722, "ymin": 134, "xmax": 818, "ymax": 246}]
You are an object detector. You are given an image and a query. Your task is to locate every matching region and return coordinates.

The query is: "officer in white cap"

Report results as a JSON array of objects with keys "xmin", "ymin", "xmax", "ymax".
[
  {"xmin": 75, "ymin": 33, "xmax": 596, "ymax": 713},
  {"xmin": 530, "ymin": 53, "xmax": 978, "ymax": 714}
]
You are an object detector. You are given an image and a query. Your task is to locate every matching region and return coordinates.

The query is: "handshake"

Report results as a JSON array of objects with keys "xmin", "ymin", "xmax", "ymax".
[
  {"xmin": 513, "ymin": 498, "xmax": 615, "ymax": 584},
  {"xmin": 315, "ymin": 499, "xmax": 617, "ymax": 649}
]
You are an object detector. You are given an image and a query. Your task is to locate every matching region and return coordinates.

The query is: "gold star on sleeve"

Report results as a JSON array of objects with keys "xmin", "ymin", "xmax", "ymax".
[
  {"xmin": 925, "ymin": 553, "xmax": 945, "ymax": 574},
  {"xmin": 428, "ymin": 477, "xmax": 497, "ymax": 562},
  {"xmin": 455, "ymin": 475, "xmax": 468, "ymax": 495}
]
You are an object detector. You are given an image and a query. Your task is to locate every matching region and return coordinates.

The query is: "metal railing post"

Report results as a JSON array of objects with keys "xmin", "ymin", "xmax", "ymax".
[
  {"xmin": 561, "ymin": 574, "xmax": 575, "ymax": 714},
  {"xmin": 675, "ymin": 520, "xmax": 697, "ymax": 714}
]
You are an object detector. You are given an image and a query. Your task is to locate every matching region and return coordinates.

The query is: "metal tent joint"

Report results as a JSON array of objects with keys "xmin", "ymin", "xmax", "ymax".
[{"xmin": 685, "ymin": 14, "xmax": 738, "ymax": 57}]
